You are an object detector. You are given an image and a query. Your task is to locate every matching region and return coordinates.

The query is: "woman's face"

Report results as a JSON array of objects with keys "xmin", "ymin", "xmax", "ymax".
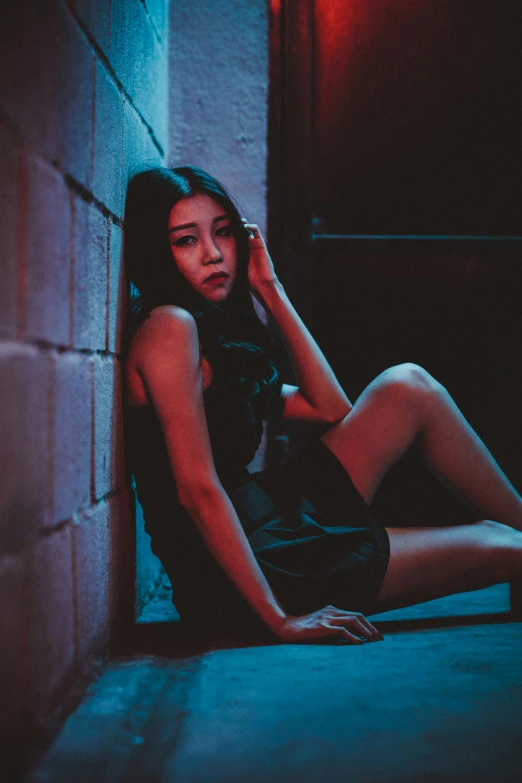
[{"xmin": 168, "ymin": 194, "xmax": 238, "ymax": 302}]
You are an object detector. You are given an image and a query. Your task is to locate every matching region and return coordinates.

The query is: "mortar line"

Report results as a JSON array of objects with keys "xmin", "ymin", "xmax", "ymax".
[
  {"xmin": 105, "ymin": 221, "xmax": 111, "ymax": 353},
  {"xmin": 90, "ymin": 53, "xmax": 97, "ymax": 186},
  {"xmin": 4, "ymin": 334, "xmax": 122, "ymax": 359},
  {"xmin": 71, "ymin": 517, "xmax": 80, "ymax": 678},
  {"xmin": 16, "ymin": 142, "xmax": 28, "ymax": 339},
  {"xmin": 69, "ymin": 192, "xmax": 76, "ymax": 346},
  {"xmin": 48, "ymin": 346, "xmax": 56, "ymax": 529},
  {"xmin": 90, "ymin": 356, "xmax": 95, "ymax": 504}
]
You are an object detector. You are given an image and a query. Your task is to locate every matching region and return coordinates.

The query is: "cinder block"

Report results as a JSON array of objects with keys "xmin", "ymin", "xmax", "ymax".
[
  {"xmin": 93, "ymin": 355, "xmax": 125, "ymax": 499},
  {"xmin": 0, "ymin": 123, "xmax": 20, "ymax": 337},
  {"xmin": 50, "ymin": 5, "xmax": 95, "ymax": 188},
  {"xmin": 144, "ymin": 0, "xmax": 168, "ymax": 45},
  {"xmin": 108, "ymin": 223, "xmax": 126, "ymax": 354},
  {"xmin": 75, "ymin": 0, "xmax": 111, "ymax": 56},
  {"xmin": 93, "ymin": 61, "xmax": 124, "ymax": 217},
  {"xmin": 26, "ymin": 156, "xmax": 71, "ymax": 346},
  {"xmin": 0, "ymin": 1, "xmax": 60, "ymax": 161},
  {"xmin": 0, "ymin": 343, "xmax": 52, "ymax": 552},
  {"xmin": 123, "ymin": 99, "xmax": 163, "ymax": 188},
  {"xmin": 27, "ymin": 525, "xmax": 75, "ymax": 731},
  {"xmin": 73, "ymin": 197, "xmax": 108, "ymax": 351},
  {"xmin": 110, "ymin": 0, "xmax": 167, "ymax": 151},
  {"xmin": 0, "ymin": 553, "xmax": 29, "ymax": 745},
  {"xmin": 109, "ymin": 0, "xmax": 146, "ymax": 94},
  {"xmin": 107, "ymin": 488, "xmax": 135, "ymax": 636},
  {"xmin": 73, "ymin": 502, "xmax": 110, "ymax": 677},
  {"xmin": 0, "ymin": 2, "xmax": 94, "ymax": 188},
  {"xmin": 53, "ymin": 352, "xmax": 92, "ymax": 525}
]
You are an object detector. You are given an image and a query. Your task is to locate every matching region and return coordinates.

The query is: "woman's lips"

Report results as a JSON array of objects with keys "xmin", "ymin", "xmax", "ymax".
[{"xmin": 203, "ymin": 273, "xmax": 229, "ymax": 284}]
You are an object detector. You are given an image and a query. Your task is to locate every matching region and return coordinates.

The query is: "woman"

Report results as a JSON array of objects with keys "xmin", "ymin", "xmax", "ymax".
[{"xmin": 123, "ymin": 166, "xmax": 522, "ymax": 645}]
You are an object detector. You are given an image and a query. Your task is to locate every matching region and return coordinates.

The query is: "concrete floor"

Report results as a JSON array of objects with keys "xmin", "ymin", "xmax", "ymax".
[{"xmin": 29, "ymin": 584, "xmax": 522, "ymax": 783}]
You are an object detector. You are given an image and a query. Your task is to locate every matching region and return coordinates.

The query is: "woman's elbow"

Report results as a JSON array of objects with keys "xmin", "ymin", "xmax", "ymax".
[
  {"xmin": 178, "ymin": 478, "xmax": 223, "ymax": 519},
  {"xmin": 325, "ymin": 402, "xmax": 352, "ymax": 424}
]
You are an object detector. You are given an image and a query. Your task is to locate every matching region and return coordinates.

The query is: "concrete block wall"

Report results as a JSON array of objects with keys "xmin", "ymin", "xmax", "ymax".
[{"xmin": 0, "ymin": 0, "xmax": 167, "ymax": 771}]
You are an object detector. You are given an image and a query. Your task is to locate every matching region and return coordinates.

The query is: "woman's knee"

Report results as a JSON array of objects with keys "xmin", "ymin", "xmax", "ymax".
[
  {"xmin": 370, "ymin": 362, "xmax": 445, "ymax": 416},
  {"xmin": 474, "ymin": 519, "xmax": 522, "ymax": 580}
]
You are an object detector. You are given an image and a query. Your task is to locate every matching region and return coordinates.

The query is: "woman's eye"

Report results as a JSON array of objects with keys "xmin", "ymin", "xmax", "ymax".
[
  {"xmin": 173, "ymin": 235, "xmax": 196, "ymax": 247},
  {"xmin": 216, "ymin": 225, "xmax": 233, "ymax": 237}
]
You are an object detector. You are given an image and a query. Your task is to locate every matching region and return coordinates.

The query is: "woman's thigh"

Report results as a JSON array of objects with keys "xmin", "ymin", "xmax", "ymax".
[
  {"xmin": 319, "ymin": 364, "xmax": 430, "ymax": 504},
  {"xmin": 368, "ymin": 520, "xmax": 522, "ymax": 614}
]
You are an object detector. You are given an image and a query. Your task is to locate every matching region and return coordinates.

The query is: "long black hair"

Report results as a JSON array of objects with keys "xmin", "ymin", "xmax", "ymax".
[{"xmin": 123, "ymin": 165, "xmax": 288, "ymax": 412}]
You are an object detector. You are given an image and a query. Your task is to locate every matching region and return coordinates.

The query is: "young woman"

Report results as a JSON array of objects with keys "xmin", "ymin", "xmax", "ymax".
[{"xmin": 123, "ymin": 166, "xmax": 522, "ymax": 644}]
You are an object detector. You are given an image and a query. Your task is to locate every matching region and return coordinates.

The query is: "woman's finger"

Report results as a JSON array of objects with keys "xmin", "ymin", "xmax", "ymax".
[
  {"xmin": 358, "ymin": 616, "xmax": 384, "ymax": 641},
  {"xmin": 351, "ymin": 617, "xmax": 378, "ymax": 641},
  {"xmin": 328, "ymin": 609, "xmax": 383, "ymax": 641},
  {"xmin": 329, "ymin": 615, "xmax": 380, "ymax": 642},
  {"xmin": 242, "ymin": 220, "xmax": 261, "ymax": 234},
  {"xmin": 328, "ymin": 616, "xmax": 373, "ymax": 641},
  {"xmin": 349, "ymin": 613, "xmax": 383, "ymax": 641},
  {"xmin": 326, "ymin": 625, "xmax": 363, "ymax": 645},
  {"xmin": 242, "ymin": 221, "xmax": 256, "ymax": 238}
]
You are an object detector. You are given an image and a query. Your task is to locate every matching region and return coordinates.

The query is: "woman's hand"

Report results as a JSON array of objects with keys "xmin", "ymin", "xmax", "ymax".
[
  {"xmin": 274, "ymin": 605, "xmax": 384, "ymax": 645},
  {"xmin": 241, "ymin": 219, "xmax": 280, "ymax": 300}
]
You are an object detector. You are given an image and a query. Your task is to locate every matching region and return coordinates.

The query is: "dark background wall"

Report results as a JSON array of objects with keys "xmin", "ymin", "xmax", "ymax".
[
  {"xmin": 313, "ymin": 0, "xmax": 522, "ymax": 235},
  {"xmin": 268, "ymin": 0, "xmax": 522, "ymax": 520}
]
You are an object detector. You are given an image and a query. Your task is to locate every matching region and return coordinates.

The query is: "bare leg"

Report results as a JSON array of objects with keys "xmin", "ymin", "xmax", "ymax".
[
  {"xmin": 320, "ymin": 363, "xmax": 522, "ymax": 531},
  {"xmin": 369, "ymin": 520, "xmax": 522, "ymax": 614}
]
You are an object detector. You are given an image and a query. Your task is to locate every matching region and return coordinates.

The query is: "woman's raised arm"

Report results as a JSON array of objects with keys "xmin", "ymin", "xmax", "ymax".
[{"xmin": 243, "ymin": 222, "xmax": 353, "ymax": 424}]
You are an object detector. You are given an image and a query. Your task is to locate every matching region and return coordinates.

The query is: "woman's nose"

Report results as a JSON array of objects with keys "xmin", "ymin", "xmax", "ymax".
[{"xmin": 202, "ymin": 235, "xmax": 222, "ymax": 263}]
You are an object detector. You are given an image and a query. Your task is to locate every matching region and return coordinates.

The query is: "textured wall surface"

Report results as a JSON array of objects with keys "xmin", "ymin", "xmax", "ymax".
[
  {"xmin": 169, "ymin": 0, "xmax": 269, "ymax": 231},
  {"xmin": 169, "ymin": 0, "xmax": 270, "ymax": 471},
  {"xmin": 0, "ymin": 0, "xmax": 168, "ymax": 772}
]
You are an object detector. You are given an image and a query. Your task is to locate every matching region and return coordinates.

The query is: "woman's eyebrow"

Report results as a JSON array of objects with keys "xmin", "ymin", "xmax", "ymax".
[{"xmin": 169, "ymin": 215, "xmax": 228, "ymax": 233}]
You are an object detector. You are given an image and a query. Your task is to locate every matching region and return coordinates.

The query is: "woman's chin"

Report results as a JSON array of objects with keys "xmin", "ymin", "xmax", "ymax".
[{"xmin": 200, "ymin": 283, "xmax": 233, "ymax": 303}]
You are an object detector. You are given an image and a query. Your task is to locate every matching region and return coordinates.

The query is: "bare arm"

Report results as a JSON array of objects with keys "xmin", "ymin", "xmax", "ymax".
[
  {"xmin": 134, "ymin": 307, "xmax": 381, "ymax": 644},
  {"xmin": 135, "ymin": 307, "xmax": 287, "ymax": 635},
  {"xmin": 243, "ymin": 222, "xmax": 352, "ymax": 423}
]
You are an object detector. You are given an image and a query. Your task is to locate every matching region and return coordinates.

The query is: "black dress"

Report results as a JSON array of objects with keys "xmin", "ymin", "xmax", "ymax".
[{"xmin": 126, "ymin": 373, "xmax": 390, "ymax": 640}]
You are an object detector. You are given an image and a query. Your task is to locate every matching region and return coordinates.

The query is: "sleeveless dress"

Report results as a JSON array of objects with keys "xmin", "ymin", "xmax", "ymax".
[{"xmin": 126, "ymin": 374, "xmax": 390, "ymax": 640}]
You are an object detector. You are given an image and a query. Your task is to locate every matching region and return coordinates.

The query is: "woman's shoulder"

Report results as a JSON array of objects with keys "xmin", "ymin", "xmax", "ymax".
[
  {"xmin": 127, "ymin": 305, "xmax": 202, "ymax": 377},
  {"xmin": 131, "ymin": 305, "xmax": 197, "ymax": 348},
  {"xmin": 148, "ymin": 304, "xmax": 196, "ymax": 327}
]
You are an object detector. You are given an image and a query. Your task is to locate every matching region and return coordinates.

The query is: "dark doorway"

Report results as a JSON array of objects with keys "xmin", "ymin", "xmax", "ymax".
[{"xmin": 268, "ymin": 0, "xmax": 522, "ymax": 525}]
